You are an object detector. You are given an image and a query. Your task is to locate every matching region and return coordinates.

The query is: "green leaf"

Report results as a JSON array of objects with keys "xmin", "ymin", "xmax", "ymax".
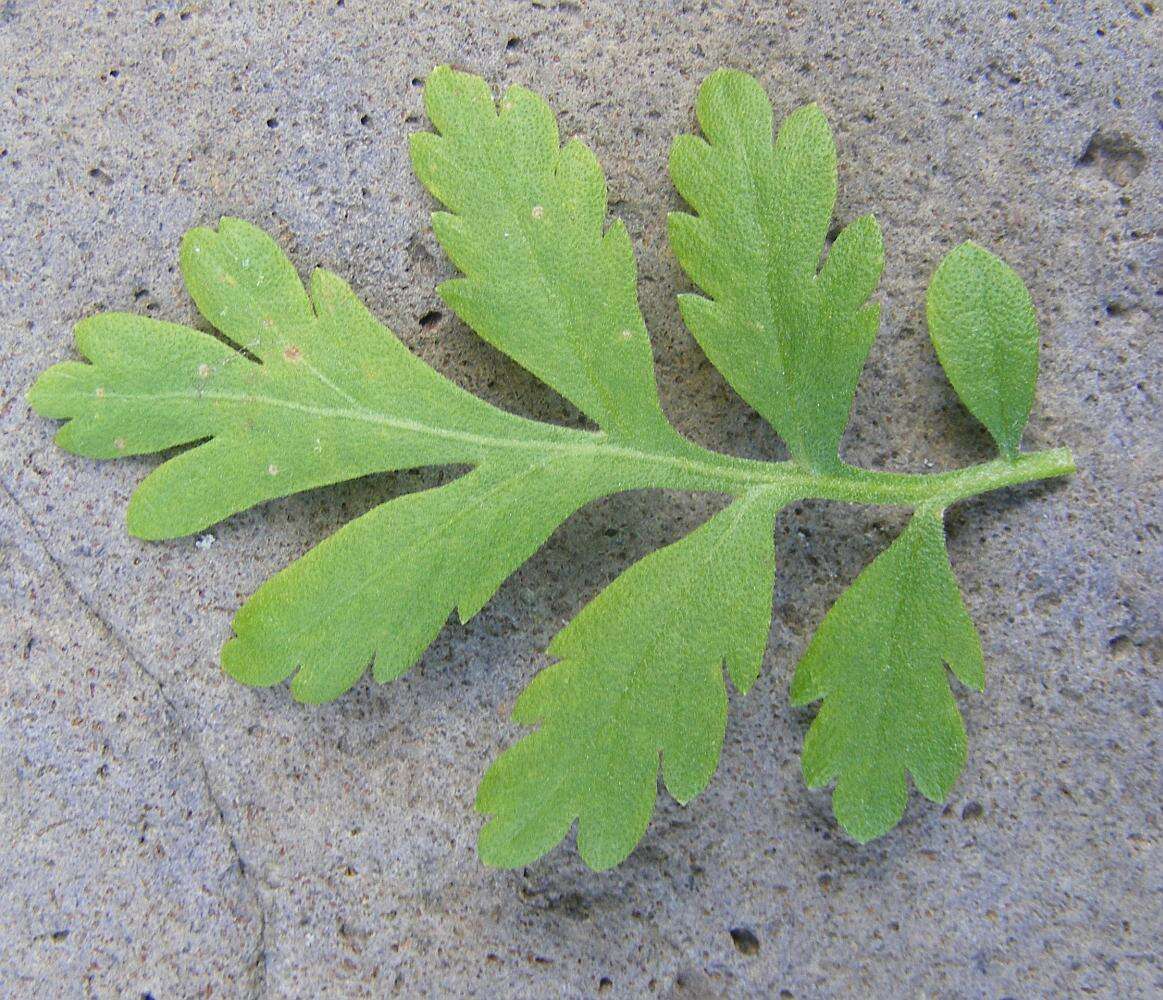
[
  {"xmin": 476, "ymin": 492, "xmax": 782, "ymax": 870},
  {"xmin": 28, "ymin": 214, "xmax": 680, "ymax": 702},
  {"xmin": 790, "ymin": 508, "xmax": 985, "ymax": 843},
  {"xmin": 925, "ymin": 241, "xmax": 1039, "ymax": 458},
  {"xmin": 28, "ymin": 67, "xmax": 1075, "ymax": 867},
  {"xmin": 223, "ymin": 456, "xmax": 621, "ymax": 703},
  {"xmin": 668, "ymin": 68, "xmax": 883, "ymax": 471},
  {"xmin": 28, "ymin": 219, "xmax": 568, "ymax": 540},
  {"xmin": 410, "ymin": 65, "xmax": 675, "ymax": 446}
]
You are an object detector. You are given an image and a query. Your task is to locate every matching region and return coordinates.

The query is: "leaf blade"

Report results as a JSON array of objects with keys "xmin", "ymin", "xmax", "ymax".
[
  {"xmin": 221, "ymin": 456, "xmax": 621, "ymax": 702},
  {"xmin": 669, "ymin": 69, "xmax": 883, "ymax": 469},
  {"xmin": 477, "ymin": 492, "xmax": 782, "ymax": 870},
  {"xmin": 411, "ymin": 66, "xmax": 673, "ymax": 444},
  {"xmin": 28, "ymin": 223, "xmax": 569, "ymax": 538},
  {"xmin": 790, "ymin": 508, "xmax": 984, "ymax": 843},
  {"xmin": 925, "ymin": 241, "xmax": 1039, "ymax": 458}
]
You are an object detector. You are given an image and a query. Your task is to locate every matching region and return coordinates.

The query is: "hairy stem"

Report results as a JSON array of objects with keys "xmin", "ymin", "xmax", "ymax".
[{"xmin": 601, "ymin": 434, "xmax": 1075, "ymax": 509}]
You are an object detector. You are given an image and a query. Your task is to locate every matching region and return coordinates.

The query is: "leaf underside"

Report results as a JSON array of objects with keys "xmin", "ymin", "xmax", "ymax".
[
  {"xmin": 668, "ymin": 68, "xmax": 884, "ymax": 471},
  {"xmin": 926, "ymin": 240, "xmax": 1039, "ymax": 458},
  {"xmin": 790, "ymin": 509, "xmax": 984, "ymax": 842},
  {"xmin": 410, "ymin": 66, "xmax": 677, "ymax": 448},
  {"xmin": 25, "ymin": 64, "xmax": 1055, "ymax": 868},
  {"xmin": 478, "ymin": 492, "xmax": 782, "ymax": 870}
]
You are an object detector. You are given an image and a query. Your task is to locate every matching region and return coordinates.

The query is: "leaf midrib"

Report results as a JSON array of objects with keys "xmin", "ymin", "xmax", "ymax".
[{"xmin": 94, "ymin": 386, "xmax": 780, "ymax": 488}]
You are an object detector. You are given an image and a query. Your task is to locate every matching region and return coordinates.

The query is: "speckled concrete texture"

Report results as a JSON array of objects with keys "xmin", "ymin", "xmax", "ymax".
[{"xmin": 1, "ymin": 1, "xmax": 1158, "ymax": 997}]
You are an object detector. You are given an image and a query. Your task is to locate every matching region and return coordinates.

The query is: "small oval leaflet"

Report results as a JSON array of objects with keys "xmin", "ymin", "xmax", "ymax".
[{"xmin": 926, "ymin": 240, "xmax": 1040, "ymax": 458}]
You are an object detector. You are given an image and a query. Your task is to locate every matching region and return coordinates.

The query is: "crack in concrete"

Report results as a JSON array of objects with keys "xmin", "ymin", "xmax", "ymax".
[{"xmin": 0, "ymin": 477, "xmax": 272, "ymax": 998}]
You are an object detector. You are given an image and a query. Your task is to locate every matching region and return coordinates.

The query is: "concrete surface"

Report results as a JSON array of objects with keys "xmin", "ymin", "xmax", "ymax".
[{"xmin": 1, "ymin": 1, "xmax": 1159, "ymax": 997}]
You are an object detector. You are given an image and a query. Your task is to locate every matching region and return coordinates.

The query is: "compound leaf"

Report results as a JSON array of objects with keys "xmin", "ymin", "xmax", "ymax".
[
  {"xmin": 411, "ymin": 65, "xmax": 675, "ymax": 446},
  {"xmin": 669, "ymin": 68, "xmax": 883, "ymax": 471},
  {"xmin": 477, "ymin": 492, "xmax": 782, "ymax": 870},
  {"xmin": 790, "ymin": 508, "xmax": 985, "ymax": 842},
  {"xmin": 926, "ymin": 241, "xmax": 1039, "ymax": 458},
  {"xmin": 27, "ymin": 66, "xmax": 1074, "ymax": 868}
]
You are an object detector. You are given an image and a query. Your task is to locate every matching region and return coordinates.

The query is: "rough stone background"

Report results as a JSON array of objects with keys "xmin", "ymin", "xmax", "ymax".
[{"xmin": 0, "ymin": 1, "xmax": 1159, "ymax": 997}]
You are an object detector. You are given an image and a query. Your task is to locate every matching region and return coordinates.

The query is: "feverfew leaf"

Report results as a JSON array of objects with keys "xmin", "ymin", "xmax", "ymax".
[
  {"xmin": 29, "ymin": 66, "xmax": 1076, "ymax": 867},
  {"xmin": 28, "ymin": 219, "xmax": 626, "ymax": 700},
  {"xmin": 668, "ymin": 68, "xmax": 883, "ymax": 470},
  {"xmin": 790, "ymin": 509, "xmax": 985, "ymax": 843},
  {"xmin": 477, "ymin": 493, "xmax": 782, "ymax": 869},
  {"xmin": 926, "ymin": 241, "xmax": 1039, "ymax": 458},
  {"xmin": 410, "ymin": 65, "xmax": 676, "ymax": 446}
]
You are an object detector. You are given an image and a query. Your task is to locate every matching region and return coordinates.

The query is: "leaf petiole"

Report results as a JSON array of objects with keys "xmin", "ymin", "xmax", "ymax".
[{"xmin": 552, "ymin": 434, "xmax": 1075, "ymax": 509}]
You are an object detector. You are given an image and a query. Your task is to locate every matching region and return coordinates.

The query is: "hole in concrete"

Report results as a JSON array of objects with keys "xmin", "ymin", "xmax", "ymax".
[
  {"xmin": 1077, "ymin": 129, "xmax": 1147, "ymax": 185},
  {"xmin": 729, "ymin": 926, "xmax": 759, "ymax": 956}
]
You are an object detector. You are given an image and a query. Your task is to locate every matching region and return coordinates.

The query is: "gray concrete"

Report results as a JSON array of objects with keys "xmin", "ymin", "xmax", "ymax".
[{"xmin": 0, "ymin": 1, "xmax": 1158, "ymax": 996}]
